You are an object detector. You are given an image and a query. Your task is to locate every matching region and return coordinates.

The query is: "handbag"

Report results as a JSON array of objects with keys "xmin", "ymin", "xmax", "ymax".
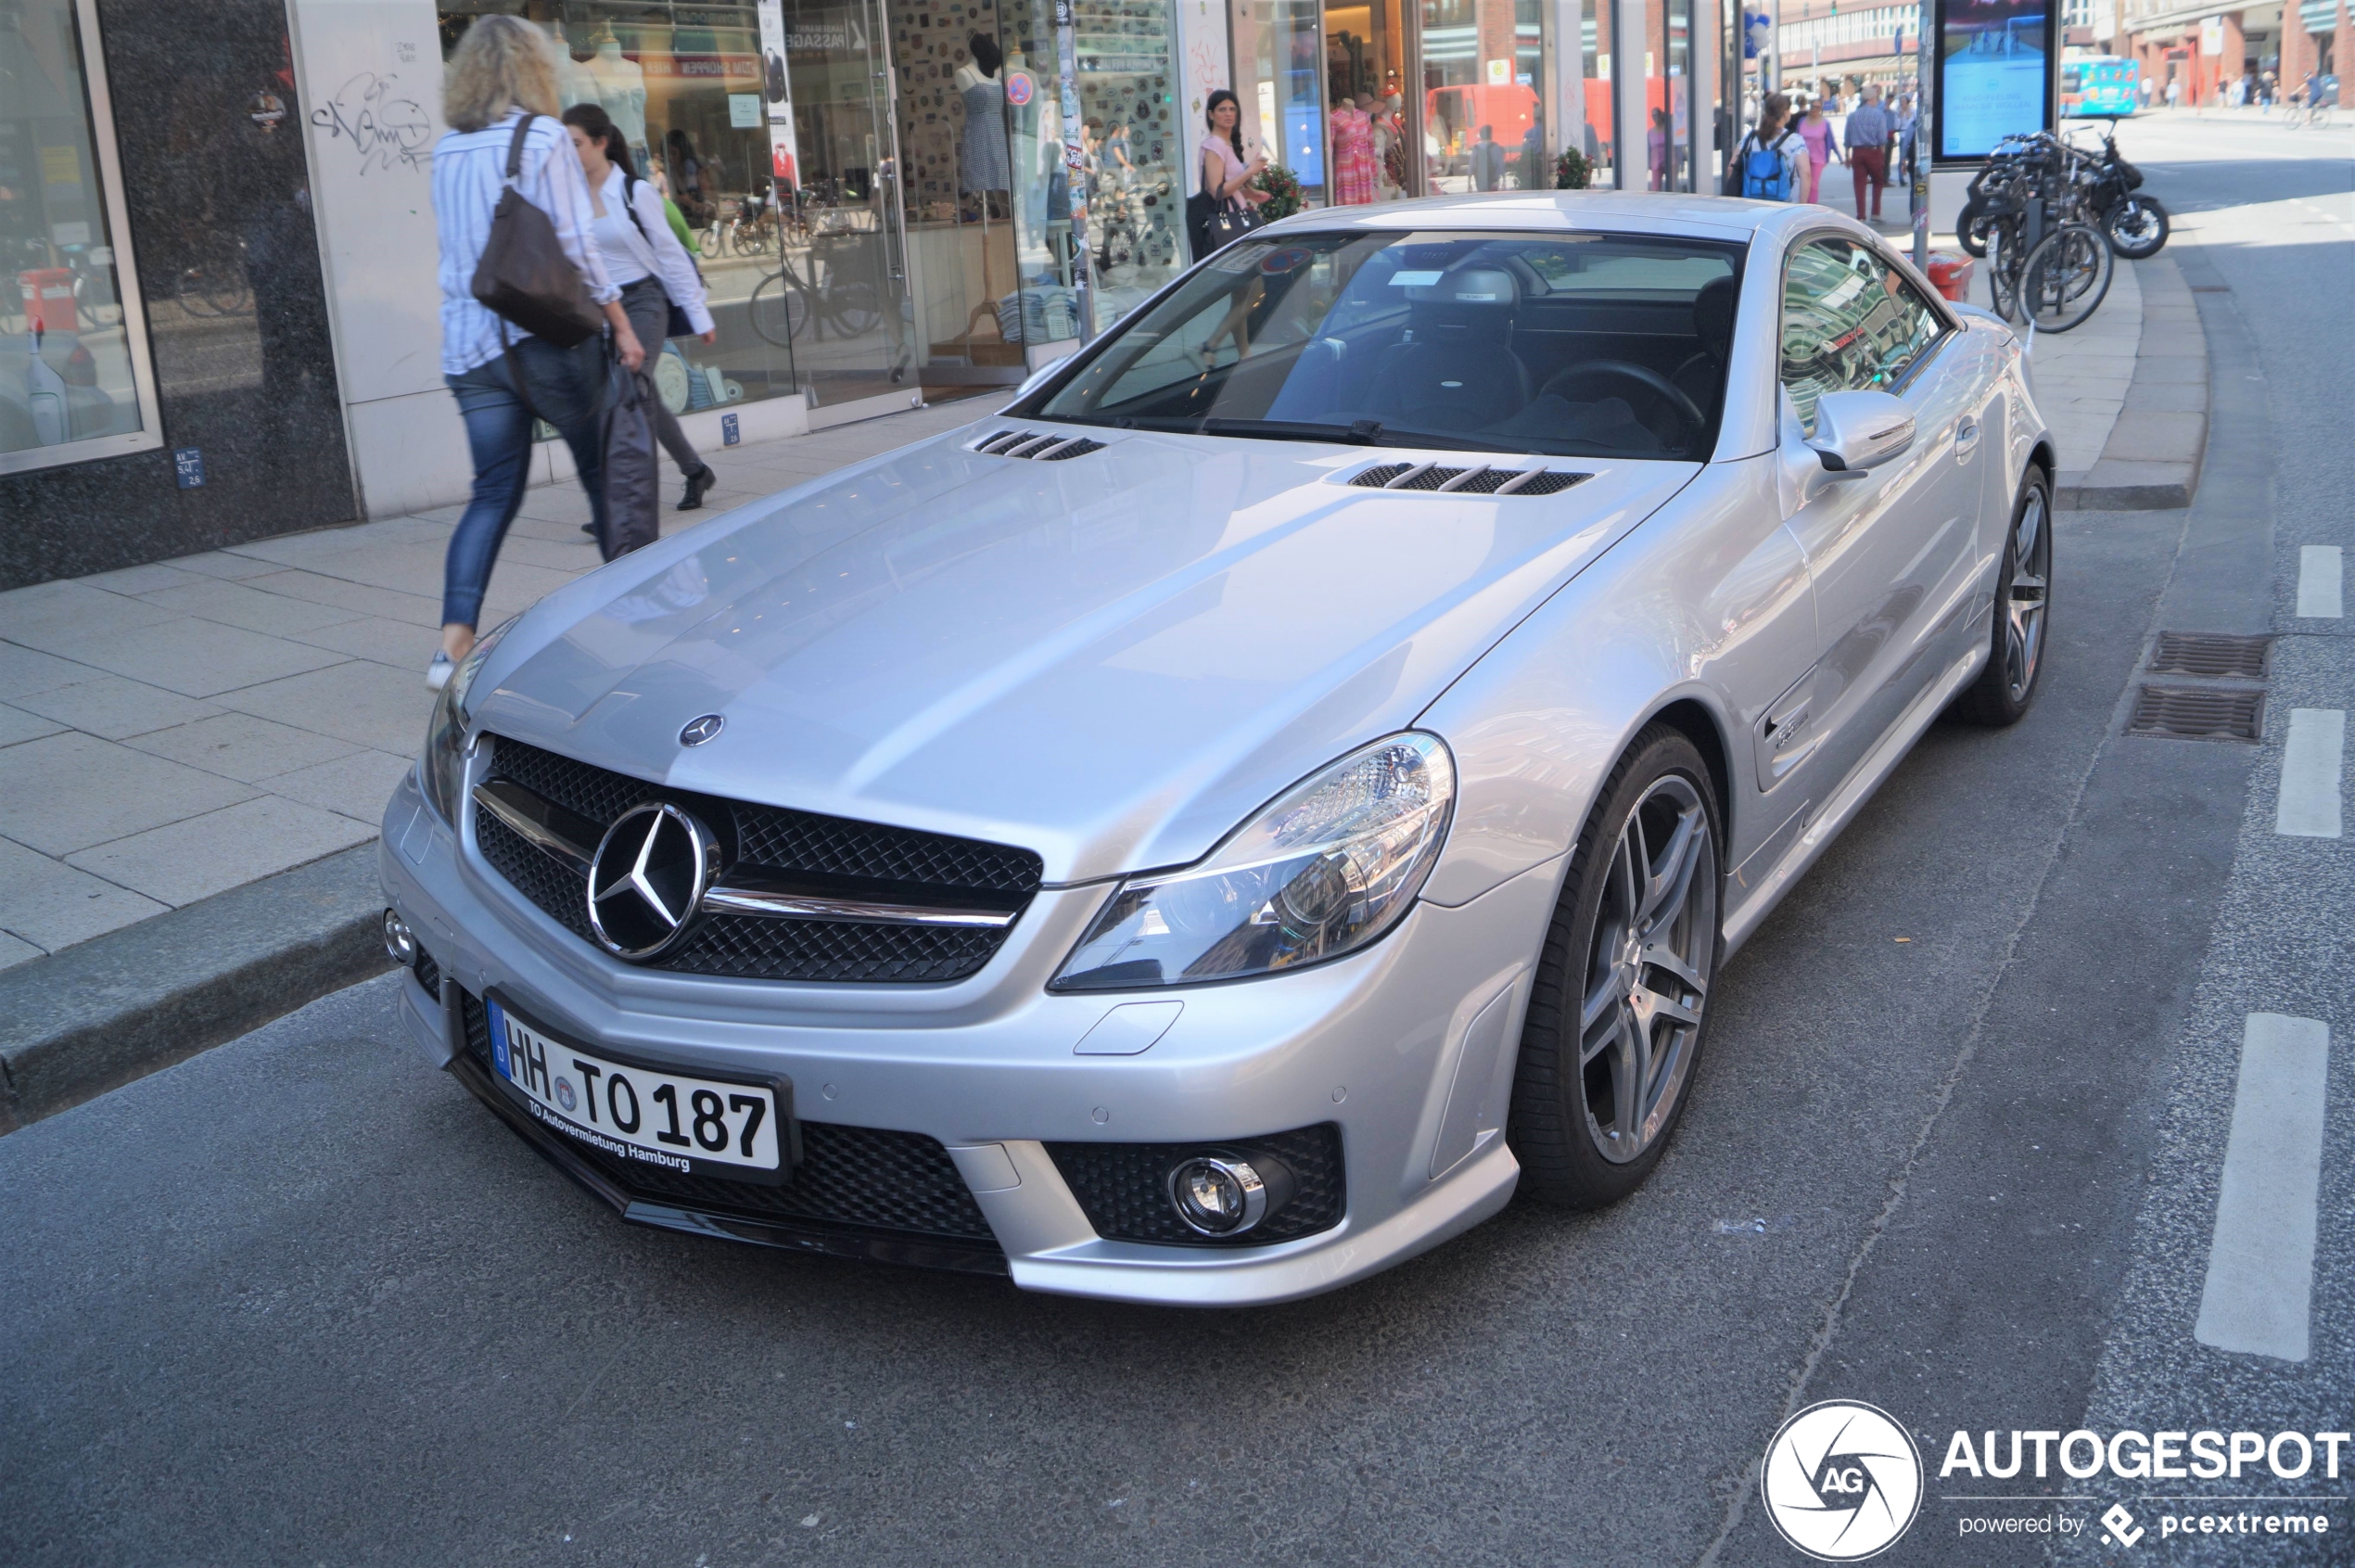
[
  {"xmin": 469, "ymin": 114, "xmax": 604, "ymax": 349},
  {"xmin": 1203, "ymin": 199, "xmax": 1261, "ymax": 251},
  {"xmin": 597, "ymin": 352, "xmax": 661, "ymax": 562}
]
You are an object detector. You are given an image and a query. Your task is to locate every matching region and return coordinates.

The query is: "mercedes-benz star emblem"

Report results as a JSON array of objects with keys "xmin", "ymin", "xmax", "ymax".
[
  {"xmin": 679, "ymin": 713, "xmax": 725, "ymax": 747},
  {"xmin": 586, "ymin": 802, "xmax": 719, "ymax": 961}
]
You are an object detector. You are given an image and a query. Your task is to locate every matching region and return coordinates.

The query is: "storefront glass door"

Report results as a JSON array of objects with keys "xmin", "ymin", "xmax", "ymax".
[
  {"xmin": 769, "ymin": 0, "xmax": 916, "ymax": 407},
  {"xmin": 1229, "ymin": 0, "xmax": 1329, "ymax": 204},
  {"xmin": 1322, "ymin": 0, "xmax": 1408, "ymax": 201}
]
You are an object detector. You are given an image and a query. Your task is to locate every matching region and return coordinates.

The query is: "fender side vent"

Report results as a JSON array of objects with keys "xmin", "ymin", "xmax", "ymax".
[
  {"xmin": 1348, "ymin": 463, "xmax": 1589, "ymax": 495},
  {"xmin": 974, "ymin": 429, "xmax": 1106, "ymax": 461}
]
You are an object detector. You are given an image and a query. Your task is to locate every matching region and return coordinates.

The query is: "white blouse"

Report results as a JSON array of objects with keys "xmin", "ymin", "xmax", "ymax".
[{"xmin": 589, "ymin": 164, "xmax": 715, "ymax": 336}]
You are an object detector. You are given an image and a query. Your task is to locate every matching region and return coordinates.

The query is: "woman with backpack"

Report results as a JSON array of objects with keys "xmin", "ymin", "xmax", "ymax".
[
  {"xmin": 561, "ymin": 102, "xmax": 719, "ymax": 514},
  {"xmin": 1727, "ymin": 92, "xmax": 1804, "ymax": 203}
]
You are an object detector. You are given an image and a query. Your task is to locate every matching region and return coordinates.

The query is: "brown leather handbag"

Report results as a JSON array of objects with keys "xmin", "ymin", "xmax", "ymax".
[{"xmin": 469, "ymin": 114, "xmax": 603, "ymax": 348}]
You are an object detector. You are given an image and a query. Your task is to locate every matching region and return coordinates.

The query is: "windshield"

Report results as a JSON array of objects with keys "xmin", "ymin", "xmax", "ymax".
[{"xmin": 1024, "ymin": 230, "xmax": 1743, "ymax": 461}]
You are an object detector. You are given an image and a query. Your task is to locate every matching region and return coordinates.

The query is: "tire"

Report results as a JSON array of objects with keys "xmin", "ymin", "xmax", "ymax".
[
  {"xmin": 1957, "ymin": 197, "xmax": 1991, "ymax": 257},
  {"xmin": 1954, "ymin": 465, "xmax": 2053, "ymax": 726},
  {"xmin": 748, "ymin": 271, "xmax": 809, "ymax": 347},
  {"xmin": 2104, "ymin": 194, "xmax": 2169, "ymax": 258},
  {"xmin": 1509, "ymin": 723, "xmax": 1723, "ymax": 1209},
  {"xmin": 2018, "ymin": 223, "xmax": 2112, "ymax": 332}
]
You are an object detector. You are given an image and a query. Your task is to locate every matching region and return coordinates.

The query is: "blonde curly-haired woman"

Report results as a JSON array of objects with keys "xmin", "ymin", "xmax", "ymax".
[{"xmin": 428, "ymin": 15, "xmax": 643, "ymax": 689}]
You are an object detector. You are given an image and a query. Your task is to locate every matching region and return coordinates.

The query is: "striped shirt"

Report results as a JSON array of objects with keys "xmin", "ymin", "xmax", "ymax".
[{"xmin": 432, "ymin": 111, "xmax": 619, "ymax": 376}]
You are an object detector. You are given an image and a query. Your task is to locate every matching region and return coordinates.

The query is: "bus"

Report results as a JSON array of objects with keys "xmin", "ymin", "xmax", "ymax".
[{"xmin": 2063, "ymin": 55, "xmax": 2139, "ymax": 116}]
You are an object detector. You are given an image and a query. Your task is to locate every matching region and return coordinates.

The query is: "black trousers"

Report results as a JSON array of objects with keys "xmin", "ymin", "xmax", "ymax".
[{"xmin": 617, "ymin": 277, "xmax": 705, "ymax": 478}]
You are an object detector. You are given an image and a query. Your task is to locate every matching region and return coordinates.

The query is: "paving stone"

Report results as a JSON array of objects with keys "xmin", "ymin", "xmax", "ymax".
[
  {"xmin": 83, "ymin": 562, "xmax": 210, "ymax": 594},
  {"xmin": 0, "ymin": 930, "xmax": 38, "ymax": 972},
  {"xmin": 212, "ymin": 659, "xmax": 436, "ymax": 755},
  {"xmin": 238, "ymin": 568, "xmax": 446, "ymax": 628},
  {"xmin": 8, "ymin": 616, "xmax": 350, "ymax": 699},
  {"xmin": 9, "ymin": 675, "xmax": 225, "ymax": 740},
  {"xmin": 0, "ymin": 580, "xmax": 182, "ymax": 645},
  {"xmin": 0, "ymin": 704, "xmax": 67, "ymax": 748},
  {"xmin": 135, "ymin": 578, "xmax": 366, "ymax": 636},
  {"xmin": 0, "ymin": 834, "xmax": 171, "ymax": 952},
  {"xmin": 64, "ymin": 797, "xmax": 375, "ymax": 908},
  {"xmin": 170, "ymin": 551, "xmax": 286, "ymax": 581},
  {"xmin": 0, "ymin": 732, "xmax": 260, "ymax": 857},
  {"xmin": 266, "ymin": 748, "xmax": 414, "ymax": 824},
  {"xmin": 0, "ymin": 643, "xmax": 99, "ymax": 698},
  {"xmin": 124, "ymin": 712, "xmax": 363, "ymax": 783},
  {"xmin": 286, "ymin": 616, "xmax": 443, "ymax": 670}
]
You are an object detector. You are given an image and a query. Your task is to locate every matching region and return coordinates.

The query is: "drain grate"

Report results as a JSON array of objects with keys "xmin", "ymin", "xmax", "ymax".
[
  {"xmin": 2146, "ymin": 632, "xmax": 2272, "ymax": 680},
  {"xmin": 2127, "ymin": 686, "xmax": 2265, "ymax": 743}
]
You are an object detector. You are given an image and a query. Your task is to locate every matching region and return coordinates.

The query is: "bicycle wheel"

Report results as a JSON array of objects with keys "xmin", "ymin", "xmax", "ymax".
[
  {"xmin": 826, "ymin": 278, "xmax": 882, "ymax": 338},
  {"xmin": 1987, "ymin": 233, "xmax": 2023, "ymax": 321},
  {"xmin": 748, "ymin": 270, "xmax": 810, "ymax": 346},
  {"xmin": 2019, "ymin": 223, "xmax": 2113, "ymax": 333},
  {"xmin": 698, "ymin": 224, "xmax": 721, "ymax": 259},
  {"xmin": 1957, "ymin": 197, "xmax": 1990, "ymax": 258}
]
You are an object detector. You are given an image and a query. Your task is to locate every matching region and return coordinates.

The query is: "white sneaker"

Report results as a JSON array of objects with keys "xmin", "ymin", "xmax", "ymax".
[{"xmin": 426, "ymin": 651, "xmax": 456, "ymax": 692}]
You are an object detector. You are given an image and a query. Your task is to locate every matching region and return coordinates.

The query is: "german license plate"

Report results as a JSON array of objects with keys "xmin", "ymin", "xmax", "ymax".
[{"xmin": 485, "ymin": 996, "xmax": 789, "ymax": 1183}]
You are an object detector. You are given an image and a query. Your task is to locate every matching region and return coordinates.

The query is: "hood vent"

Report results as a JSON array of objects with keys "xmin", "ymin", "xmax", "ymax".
[
  {"xmin": 974, "ymin": 429, "xmax": 1107, "ymax": 461},
  {"xmin": 1349, "ymin": 462, "xmax": 1589, "ymax": 496}
]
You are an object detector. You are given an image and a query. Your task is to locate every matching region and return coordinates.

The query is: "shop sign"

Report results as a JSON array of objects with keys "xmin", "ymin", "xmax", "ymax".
[
  {"xmin": 729, "ymin": 94, "xmax": 762, "ymax": 127},
  {"xmin": 2199, "ymin": 15, "xmax": 2224, "ymax": 54}
]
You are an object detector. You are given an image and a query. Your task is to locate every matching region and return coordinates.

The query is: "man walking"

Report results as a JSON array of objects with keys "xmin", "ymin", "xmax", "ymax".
[{"xmin": 1844, "ymin": 83, "xmax": 1894, "ymax": 224}]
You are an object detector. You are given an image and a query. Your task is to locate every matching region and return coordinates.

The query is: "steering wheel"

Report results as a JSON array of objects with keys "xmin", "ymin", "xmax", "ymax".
[{"xmin": 1540, "ymin": 359, "xmax": 1707, "ymax": 437}]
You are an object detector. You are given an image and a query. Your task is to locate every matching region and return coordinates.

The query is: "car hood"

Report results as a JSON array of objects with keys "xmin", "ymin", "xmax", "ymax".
[{"xmin": 470, "ymin": 424, "xmax": 1697, "ymax": 883}]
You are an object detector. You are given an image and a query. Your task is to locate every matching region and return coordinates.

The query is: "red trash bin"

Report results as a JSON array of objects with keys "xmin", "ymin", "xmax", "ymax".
[
  {"xmin": 19, "ymin": 268, "xmax": 78, "ymax": 334},
  {"xmin": 1926, "ymin": 253, "xmax": 1974, "ymax": 303}
]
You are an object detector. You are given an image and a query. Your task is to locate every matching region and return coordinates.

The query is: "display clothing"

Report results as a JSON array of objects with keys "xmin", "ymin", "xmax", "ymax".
[
  {"xmin": 585, "ymin": 38, "xmax": 649, "ymax": 163},
  {"xmin": 1330, "ymin": 105, "xmax": 1376, "ymax": 203},
  {"xmin": 958, "ymin": 63, "xmax": 1012, "ymax": 193}
]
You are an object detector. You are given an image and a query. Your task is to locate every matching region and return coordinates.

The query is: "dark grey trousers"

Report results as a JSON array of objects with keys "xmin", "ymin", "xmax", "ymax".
[{"xmin": 618, "ymin": 277, "xmax": 705, "ymax": 478}]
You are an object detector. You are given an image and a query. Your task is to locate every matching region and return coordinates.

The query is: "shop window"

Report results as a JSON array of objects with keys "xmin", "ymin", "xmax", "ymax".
[
  {"xmin": 2, "ymin": 0, "xmax": 161, "ymax": 474},
  {"xmin": 1422, "ymin": 0, "xmax": 1572, "ymax": 194},
  {"xmin": 1642, "ymin": 0, "xmax": 1695, "ymax": 190},
  {"xmin": 1230, "ymin": 0, "xmax": 1329, "ymax": 204}
]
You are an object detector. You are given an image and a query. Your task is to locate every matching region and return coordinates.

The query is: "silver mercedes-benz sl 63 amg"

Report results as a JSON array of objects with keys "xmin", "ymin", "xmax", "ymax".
[{"xmin": 378, "ymin": 192, "xmax": 2054, "ymax": 1306}]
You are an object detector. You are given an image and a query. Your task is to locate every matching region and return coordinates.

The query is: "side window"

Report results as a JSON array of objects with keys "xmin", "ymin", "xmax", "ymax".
[{"xmin": 1779, "ymin": 238, "xmax": 1946, "ymax": 431}]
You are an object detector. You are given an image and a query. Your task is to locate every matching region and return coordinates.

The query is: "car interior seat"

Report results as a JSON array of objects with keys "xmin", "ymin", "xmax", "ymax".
[
  {"xmin": 1672, "ymin": 274, "xmax": 1737, "ymax": 421},
  {"xmin": 1363, "ymin": 267, "xmax": 1534, "ymax": 432}
]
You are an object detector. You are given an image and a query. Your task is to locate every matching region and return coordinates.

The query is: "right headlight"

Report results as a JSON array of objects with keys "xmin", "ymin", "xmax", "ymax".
[
  {"xmin": 1050, "ymin": 733, "xmax": 1456, "ymax": 991},
  {"xmin": 417, "ymin": 618, "xmax": 515, "ymax": 825}
]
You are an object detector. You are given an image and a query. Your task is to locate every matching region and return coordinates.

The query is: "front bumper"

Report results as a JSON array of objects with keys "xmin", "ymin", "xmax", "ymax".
[{"xmin": 380, "ymin": 769, "xmax": 1558, "ymax": 1306}]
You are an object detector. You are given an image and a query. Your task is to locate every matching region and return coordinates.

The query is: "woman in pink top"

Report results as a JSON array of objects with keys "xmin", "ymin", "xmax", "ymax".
[{"xmin": 1795, "ymin": 96, "xmax": 1839, "ymax": 203}]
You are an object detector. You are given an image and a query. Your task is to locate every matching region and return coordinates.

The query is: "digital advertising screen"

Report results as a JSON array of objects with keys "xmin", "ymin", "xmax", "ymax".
[{"xmin": 1935, "ymin": 0, "xmax": 2056, "ymax": 159}]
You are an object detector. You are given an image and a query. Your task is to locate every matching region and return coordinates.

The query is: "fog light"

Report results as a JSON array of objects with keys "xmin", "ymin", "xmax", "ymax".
[
  {"xmin": 1168, "ymin": 1155, "xmax": 1273, "ymax": 1237},
  {"xmin": 382, "ymin": 909, "xmax": 417, "ymax": 967}
]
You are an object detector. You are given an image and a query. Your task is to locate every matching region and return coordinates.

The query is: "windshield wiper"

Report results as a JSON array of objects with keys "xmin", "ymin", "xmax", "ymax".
[{"xmin": 1200, "ymin": 417, "xmax": 1389, "ymax": 443}]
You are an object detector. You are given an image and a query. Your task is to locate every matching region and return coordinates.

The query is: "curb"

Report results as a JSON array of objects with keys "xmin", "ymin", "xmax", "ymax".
[
  {"xmin": 2056, "ymin": 251, "xmax": 2209, "ymax": 511},
  {"xmin": 0, "ymin": 844, "xmax": 392, "ymax": 1135}
]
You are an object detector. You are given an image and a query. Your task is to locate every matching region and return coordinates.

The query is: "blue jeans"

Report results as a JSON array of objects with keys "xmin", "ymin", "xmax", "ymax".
[{"xmin": 442, "ymin": 336, "xmax": 607, "ymax": 629}]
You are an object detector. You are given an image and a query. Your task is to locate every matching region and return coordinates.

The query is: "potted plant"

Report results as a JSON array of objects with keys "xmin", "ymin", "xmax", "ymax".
[
  {"xmin": 1250, "ymin": 163, "xmax": 1306, "ymax": 222},
  {"xmin": 1554, "ymin": 147, "xmax": 1594, "ymax": 190}
]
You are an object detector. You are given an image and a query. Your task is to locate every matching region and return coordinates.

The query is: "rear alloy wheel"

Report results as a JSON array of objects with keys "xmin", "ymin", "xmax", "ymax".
[
  {"xmin": 1510, "ymin": 725, "xmax": 1721, "ymax": 1208},
  {"xmin": 1954, "ymin": 465, "xmax": 2052, "ymax": 726}
]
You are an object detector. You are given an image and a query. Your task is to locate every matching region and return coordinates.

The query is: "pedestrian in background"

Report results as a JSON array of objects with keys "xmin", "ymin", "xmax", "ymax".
[
  {"xmin": 428, "ymin": 14, "xmax": 641, "ymax": 689},
  {"xmin": 561, "ymin": 102, "xmax": 720, "ymax": 514},
  {"xmin": 1726, "ymin": 90, "xmax": 1803, "ymax": 200},
  {"xmin": 1844, "ymin": 83, "xmax": 1894, "ymax": 224},
  {"xmin": 1796, "ymin": 96, "xmax": 1839, "ymax": 204}
]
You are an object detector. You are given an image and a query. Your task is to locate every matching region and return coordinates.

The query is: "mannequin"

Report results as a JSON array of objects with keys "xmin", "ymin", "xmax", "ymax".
[
  {"xmin": 583, "ymin": 30, "xmax": 649, "ymax": 167},
  {"xmin": 957, "ymin": 34, "xmax": 1012, "ymax": 199}
]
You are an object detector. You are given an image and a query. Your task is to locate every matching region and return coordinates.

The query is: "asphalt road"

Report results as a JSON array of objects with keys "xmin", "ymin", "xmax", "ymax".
[{"xmin": 3, "ymin": 118, "xmax": 2348, "ymax": 1568}]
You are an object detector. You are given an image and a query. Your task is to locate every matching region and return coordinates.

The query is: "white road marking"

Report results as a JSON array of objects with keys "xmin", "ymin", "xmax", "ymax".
[
  {"xmin": 2275, "ymin": 708, "xmax": 2346, "ymax": 838},
  {"xmin": 2298, "ymin": 544, "xmax": 2345, "ymax": 618},
  {"xmin": 2194, "ymin": 1013, "xmax": 2331, "ymax": 1363}
]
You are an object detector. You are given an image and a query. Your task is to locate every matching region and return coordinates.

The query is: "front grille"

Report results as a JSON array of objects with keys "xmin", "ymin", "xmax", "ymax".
[
  {"xmin": 474, "ymin": 737, "xmax": 1041, "ymax": 984},
  {"xmin": 458, "ymin": 990, "xmax": 995, "ymax": 1243},
  {"xmin": 412, "ymin": 944, "xmax": 442, "ymax": 1002},
  {"xmin": 1046, "ymin": 1123, "xmax": 1346, "ymax": 1246}
]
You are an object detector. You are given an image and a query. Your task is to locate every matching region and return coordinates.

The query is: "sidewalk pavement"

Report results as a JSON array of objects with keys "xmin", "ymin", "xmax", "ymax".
[{"xmin": 0, "ymin": 395, "xmax": 983, "ymax": 1128}]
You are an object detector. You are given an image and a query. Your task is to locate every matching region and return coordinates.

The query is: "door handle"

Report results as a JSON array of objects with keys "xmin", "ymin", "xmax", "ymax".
[{"xmin": 1954, "ymin": 417, "xmax": 1982, "ymax": 457}]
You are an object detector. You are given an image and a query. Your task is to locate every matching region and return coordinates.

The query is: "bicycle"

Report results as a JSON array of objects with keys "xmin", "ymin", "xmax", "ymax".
[{"xmin": 748, "ymin": 230, "xmax": 885, "ymax": 347}]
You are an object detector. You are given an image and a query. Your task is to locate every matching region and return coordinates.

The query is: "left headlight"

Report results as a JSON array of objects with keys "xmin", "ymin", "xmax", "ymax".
[
  {"xmin": 418, "ymin": 618, "xmax": 515, "ymax": 825},
  {"xmin": 1050, "ymin": 733, "xmax": 1456, "ymax": 991}
]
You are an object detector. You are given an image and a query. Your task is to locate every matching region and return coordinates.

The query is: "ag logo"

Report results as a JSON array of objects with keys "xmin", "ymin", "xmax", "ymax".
[
  {"xmin": 554, "ymin": 1076, "xmax": 577, "ymax": 1113},
  {"xmin": 1761, "ymin": 1400, "xmax": 1923, "ymax": 1561}
]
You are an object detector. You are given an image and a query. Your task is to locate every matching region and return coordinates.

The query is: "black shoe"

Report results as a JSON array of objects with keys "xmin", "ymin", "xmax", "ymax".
[
  {"xmin": 579, "ymin": 521, "xmax": 596, "ymax": 535},
  {"xmin": 678, "ymin": 465, "xmax": 717, "ymax": 511}
]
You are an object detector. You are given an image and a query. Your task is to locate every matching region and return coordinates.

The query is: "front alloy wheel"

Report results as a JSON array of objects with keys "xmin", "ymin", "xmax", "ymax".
[
  {"xmin": 1511, "ymin": 724, "xmax": 1721, "ymax": 1207},
  {"xmin": 1955, "ymin": 465, "xmax": 2052, "ymax": 725}
]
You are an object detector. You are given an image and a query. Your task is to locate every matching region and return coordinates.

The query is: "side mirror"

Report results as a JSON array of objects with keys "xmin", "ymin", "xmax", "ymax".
[{"xmin": 1805, "ymin": 389, "xmax": 1916, "ymax": 475}]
